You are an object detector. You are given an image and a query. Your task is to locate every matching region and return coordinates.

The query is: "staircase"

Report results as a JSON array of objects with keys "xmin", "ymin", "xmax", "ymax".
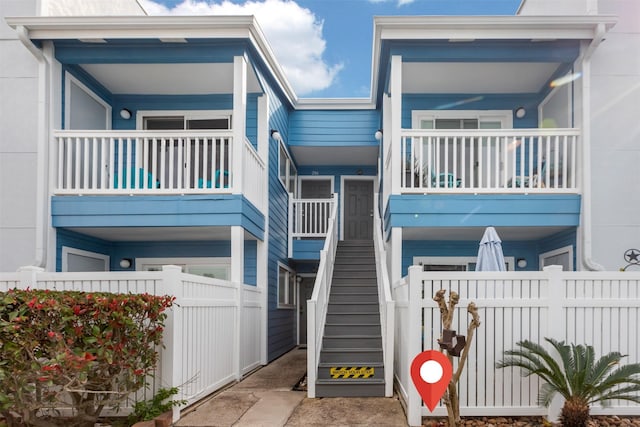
[{"xmin": 315, "ymin": 240, "xmax": 385, "ymax": 397}]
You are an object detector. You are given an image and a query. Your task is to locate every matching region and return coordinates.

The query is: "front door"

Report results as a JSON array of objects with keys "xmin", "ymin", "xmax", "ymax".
[
  {"xmin": 298, "ymin": 276, "xmax": 315, "ymax": 346},
  {"xmin": 344, "ymin": 179, "xmax": 373, "ymax": 240}
]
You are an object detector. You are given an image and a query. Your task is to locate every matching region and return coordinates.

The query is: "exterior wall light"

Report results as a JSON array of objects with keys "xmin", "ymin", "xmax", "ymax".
[
  {"xmin": 516, "ymin": 258, "xmax": 528, "ymax": 269},
  {"xmin": 515, "ymin": 107, "xmax": 526, "ymax": 119},
  {"xmin": 119, "ymin": 258, "xmax": 133, "ymax": 269},
  {"xmin": 120, "ymin": 108, "xmax": 132, "ymax": 120},
  {"xmin": 374, "ymin": 129, "xmax": 383, "ymax": 140},
  {"xmin": 270, "ymin": 129, "xmax": 283, "ymax": 142}
]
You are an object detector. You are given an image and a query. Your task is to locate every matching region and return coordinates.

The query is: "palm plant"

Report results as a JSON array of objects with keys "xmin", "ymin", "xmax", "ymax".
[{"xmin": 497, "ymin": 338, "xmax": 640, "ymax": 427}]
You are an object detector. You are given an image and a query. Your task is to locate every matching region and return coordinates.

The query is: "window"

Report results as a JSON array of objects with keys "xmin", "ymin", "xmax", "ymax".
[
  {"xmin": 277, "ymin": 262, "xmax": 296, "ymax": 309},
  {"xmin": 278, "ymin": 142, "xmax": 297, "ymax": 193},
  {"xmin": 414, "ymin": 256, "xmax": 515, "ymax": 272},
  {"xmin": 136, "ymin": 110, "xmax": 232, "ymax": 189},
  {"xmin": 62, "ymin": 247, "xmax": 109, "ymax": 272},
  {"xmin": 136, "ymin": 257, "xmax": 230, "ymax": 280},
  {"xmin": 65, "ymin": 73, "xmax": 111, "ymax": 130}
]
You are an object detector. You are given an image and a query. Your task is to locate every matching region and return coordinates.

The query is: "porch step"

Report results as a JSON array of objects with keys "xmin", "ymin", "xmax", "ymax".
[
  {"xmin": 319, "ymin": 347, "xmax": 383, "ymax": 363},
  {"xmin": 323, "ymin": 335, "xmax": 382, "ymax": 349},
  {"xmin": 328, "ymin": 302, "xmax": 379, "ymax": 313},
  {"xmin": 332, "ymin": 271, "xmax": 377, "ymax": 279},
  {"xmin": 331, "ymin": 279, "xmax": 377, "ymax": 286},
  {"xmin": 326, "ymin": 312, "xmax": 380, "ymax": 324},
  {"xmin": 324, "ymin": 322, "xmax": 381, "ymax": 335},
  {"xmin": 316, "ymin": 378, "xmax": 385, "ymax": 397},
  {"xmin": 329, "ymin": 292, "xmax": 378, "ymax": 303},
  {"xmin": 317, "ymin": 362, "xmax": 385, "ymax": 380}
]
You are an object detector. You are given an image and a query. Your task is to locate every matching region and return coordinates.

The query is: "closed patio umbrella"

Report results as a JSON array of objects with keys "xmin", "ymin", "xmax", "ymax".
[{"xmin": 475, "ymin": 227, "xmax": 506, "ymax": 271}]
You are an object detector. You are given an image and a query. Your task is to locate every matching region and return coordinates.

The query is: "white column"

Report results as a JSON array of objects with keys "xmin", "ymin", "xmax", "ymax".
[
  {"xmin": 390, "ymin": 55, "xmax": 403, "ymax": 195},
  {"xmin": 407, "ymin": 265, "xmax": 423, "ymax": 426},
  {"xmin": 18, "ymin": 266, "xmax": 44, "ymax": 289},
  {"xmin": 390, "ymin": 227, "xmax": 403, "ymax": 284},
  {"xmin": 256, "ymin": 238, "xmax": 268, "ymax": 365},
  {"xmin": 544, "ymin": 265, "xmax": 564, "ymax": 422},
  {"xmin": 232, "ymin": 55, "xmax": 247, "ymax": 195},
  {"xmin": 231, "ymin": 226, "xmax": 245, "ymax": 380},
  {"xmin": 159, "ymin": 265, "xmax": 183, "ymax": 423},
  {"xmin": 256, "ymin": 93, "xmax": 270, "ymax": 364},
  {"xmin": 382, "ymin": 93, "xmax": 392, "ymax": 208}
]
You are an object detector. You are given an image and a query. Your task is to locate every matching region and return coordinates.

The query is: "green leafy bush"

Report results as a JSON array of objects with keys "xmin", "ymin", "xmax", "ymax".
[
  {"xmin": 126, "ymin": 387, "xmax": 186, "ymax": 425},
  {"xmin": 0, "ymin": 289, "xmax": 174, "ymax": 427}
]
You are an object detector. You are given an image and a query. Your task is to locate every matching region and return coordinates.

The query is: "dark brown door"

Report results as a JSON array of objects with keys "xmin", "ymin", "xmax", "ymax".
[
  {"xmin": 344, "ymin": 179, "xmax": 373, "ymax": 240},
  {"xmin": 298, "ymin": 276, "xmax": 315, "ymax": 346}
]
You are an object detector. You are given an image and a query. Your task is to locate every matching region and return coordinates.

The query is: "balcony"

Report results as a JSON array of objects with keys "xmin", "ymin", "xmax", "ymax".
[
  {"xmin": 382, "ymin": 128, "xmax": 579, "ymax": 198},
  {"xmin": 53, "ymin": 130, "xmax": 266, "ymax": 212}
]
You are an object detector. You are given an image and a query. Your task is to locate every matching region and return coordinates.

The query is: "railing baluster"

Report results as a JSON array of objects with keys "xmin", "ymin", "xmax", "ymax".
[
  {"xmin": 160, "ymin": 138, "xmax": 166, "ymax": 190},
  {"xmin": 58, "ymin": 137, "xmax": 65, "ymax": 190}
]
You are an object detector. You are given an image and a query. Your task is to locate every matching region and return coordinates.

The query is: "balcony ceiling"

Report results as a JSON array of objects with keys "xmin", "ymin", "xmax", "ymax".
[
  {"xmin": 66, "ymin": 226, "xmax": 243, "ymax": 241},
  {"xmin": 290, "ymin": 146, "xmax": 379, "ymax": 167},
  {"xmin": 403, "ymin": 62, "xmax": 560, "ymax": 94},
  {"xmin": 80, "ymin": 63, "xmax": 262, "ymax": 95},
  {"xmin": 402, "ymin": 226, "xmax": 571, "ymax": 241}
]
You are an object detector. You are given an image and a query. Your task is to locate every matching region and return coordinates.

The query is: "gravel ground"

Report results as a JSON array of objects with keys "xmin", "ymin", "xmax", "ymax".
[{"xmin": 422, "ymin": 416, "xmax": 640, "ymax": 426}]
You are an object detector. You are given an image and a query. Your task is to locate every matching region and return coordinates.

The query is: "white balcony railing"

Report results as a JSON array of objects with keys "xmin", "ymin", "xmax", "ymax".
[
  {"xmin": 387, "ymin": 128, "xmax": 579, "ymax": 195},
  {"xmin": 53, "ymin": 130, "xmax": 265, "ymax": 211}
]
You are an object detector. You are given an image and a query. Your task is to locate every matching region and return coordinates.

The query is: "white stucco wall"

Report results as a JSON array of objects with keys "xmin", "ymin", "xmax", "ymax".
[
  {"xmin": 590, "ymin": 0, "xmax": 640, "ymax": 270},
  {"xmin": 518, "ymin": 0, "xmax": 595, "ymax": 15},
  {"xmin": 40, "ymin": 0, "xmax": 145, "ymax": 16},
  {"xmin": 0, "ymin": 0, "xmax": 39, "ymax": 271}
]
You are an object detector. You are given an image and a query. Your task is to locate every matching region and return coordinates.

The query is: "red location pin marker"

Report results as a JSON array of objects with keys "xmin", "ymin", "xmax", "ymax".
[{"xmin": 410, "ymin": 350, "xmax": 452, "ymax": 412}]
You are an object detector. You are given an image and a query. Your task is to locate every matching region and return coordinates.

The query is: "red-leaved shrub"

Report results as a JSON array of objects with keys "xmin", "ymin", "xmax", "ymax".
[{"xmin": 0, "ymin": 289, "xmax": 174, "ymax": 427}]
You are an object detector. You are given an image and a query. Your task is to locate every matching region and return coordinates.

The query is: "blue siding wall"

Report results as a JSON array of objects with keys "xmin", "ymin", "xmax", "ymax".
[
  {"xmin": 254, "ymin": 68, "xmax": 295, "ymax": 361},
  {"xmin": 289, "ymin": 110, "xmax": 380, "ymax": 147},
  {"xmin": 56, "ymin": 229, "xmax": 257, "ymax": 283},
  {"xmin": 401, "ymin": 228, "xmax": 577, "ymax": 276},
  {"xmin": 402, "ymin": 94, "xmax": 539, "ymax": 129},
  {"xmin": 56, "ymin": 229, "xmax": 112, "ymax": 272}
]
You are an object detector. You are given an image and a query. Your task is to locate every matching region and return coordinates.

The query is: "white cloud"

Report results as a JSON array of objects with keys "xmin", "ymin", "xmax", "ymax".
[
  {"xmin": 139, "ymin": 0, "xmax": 343, "ymax": 95},
  {"xmin": 367, "ymin": 0, "xmax": 415, "ymax": 5}
]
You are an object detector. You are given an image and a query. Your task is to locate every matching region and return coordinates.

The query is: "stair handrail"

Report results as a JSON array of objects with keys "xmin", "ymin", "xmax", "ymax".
[
  {"xmin": 373, "ymin": 193, "xmax": 395, "ymax": 397},
  {"xmin": 306, "ymin": 193, "xmax": 339, "ymax": 398}
]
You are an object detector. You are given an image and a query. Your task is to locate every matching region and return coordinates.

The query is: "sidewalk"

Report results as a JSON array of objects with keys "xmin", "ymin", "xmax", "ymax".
[{"xmin": 175, "ymin": 348, "xmax": 408, "ymax": 427}]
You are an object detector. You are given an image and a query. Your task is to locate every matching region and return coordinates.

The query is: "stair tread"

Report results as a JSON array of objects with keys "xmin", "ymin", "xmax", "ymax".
[
  {"xmin": 318, "ymin": 360, "xmax": 384, "ymax": 368},
  {"xmin": 329, "ymin": 301, "xmax": 378, "ymax": 305},
  {"xmin": 321, "ymin": 347, "xmax": 382, "ymax": 352},
  {"xmin": 325, "ymin": 322, "xmax": 380, "ymax": 325},
  {"xmin": 316, "ymin": 378, "xmax": 384, "ymax": 384},
  {"xmin": 324, "ymin": 334, "xmax": 381, "ymax": 338}
]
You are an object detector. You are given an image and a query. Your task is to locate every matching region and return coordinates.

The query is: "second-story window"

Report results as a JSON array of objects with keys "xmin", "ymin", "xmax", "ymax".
[{"xmin": 278, "ymin": 142, "xmax": 297, "ymax": 194}]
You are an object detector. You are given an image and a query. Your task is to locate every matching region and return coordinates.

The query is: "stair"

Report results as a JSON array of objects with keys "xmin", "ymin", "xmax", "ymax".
[{"xmin": 316, "ymin": 240, "xmax": 385, "ymax": 397}]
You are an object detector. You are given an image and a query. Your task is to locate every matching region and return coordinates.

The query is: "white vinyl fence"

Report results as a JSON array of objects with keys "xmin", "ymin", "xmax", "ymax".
[
  {"xmin": 395, "ymin": 265, "xmax": 640, "ymax": 426},
  {"xmin": 0, "ymin": 265, "xmax": 265, "ymax": 422}
]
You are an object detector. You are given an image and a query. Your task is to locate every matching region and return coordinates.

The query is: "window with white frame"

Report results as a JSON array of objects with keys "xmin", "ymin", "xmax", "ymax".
[
  {"xmin": 136, "ymin": 257, "xmax": 231, "ymax": 280},
  {"xmin": 278, "ymin": 142, "xmax": 297, "ymax": 194},
  {"xmin": 413, "ymin": 256, "xmax": 515, "ymax": 271},
  {"xmin": 277, "ymin": 262, "xmax": 296, "ymax": 309}
]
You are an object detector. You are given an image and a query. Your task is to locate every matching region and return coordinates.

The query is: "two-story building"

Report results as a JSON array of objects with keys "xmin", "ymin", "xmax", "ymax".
[{"xmin": 1, "ymin": 0, "xmax": 638, "ymax": 404}]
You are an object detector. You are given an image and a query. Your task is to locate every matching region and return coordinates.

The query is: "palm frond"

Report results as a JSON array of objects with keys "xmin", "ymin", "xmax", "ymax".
[
  {"xmin": 592, "ymin": 384, "xmax": 640, "ymax": 406},
  {"xmin": 537, "ymin": 382, "xmax": 559, "ymax": 407},
  {"xmin": 586, "ymin": 352, "xmax": 624, "ymax": 387},
  {"xmin": 593, "ymin": 363, "xmax": 640, "ymax": 394},
  {"xmin": 497, "ymin": 339, "xmax": 571, "ymax": 398}
]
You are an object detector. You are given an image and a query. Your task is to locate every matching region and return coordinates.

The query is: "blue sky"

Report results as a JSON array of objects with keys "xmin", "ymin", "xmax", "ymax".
[{"xmin": 143, "ymin": 0, "xmax": 522, "ymax": 98}]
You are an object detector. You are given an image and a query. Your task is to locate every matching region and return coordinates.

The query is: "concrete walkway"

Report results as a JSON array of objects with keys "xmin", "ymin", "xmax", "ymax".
[{"xmin": 175, "ymin": 348, "xmax": 408, "ymax": 427}]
